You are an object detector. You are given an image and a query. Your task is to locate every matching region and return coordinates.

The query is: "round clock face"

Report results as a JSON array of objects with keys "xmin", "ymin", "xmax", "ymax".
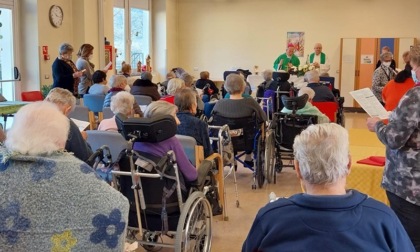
[{"xmin": 49, "ymin": 5, "xmax": 63, "ymax": 28}]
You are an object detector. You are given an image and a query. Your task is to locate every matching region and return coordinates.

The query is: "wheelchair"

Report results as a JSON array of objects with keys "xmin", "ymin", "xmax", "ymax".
[
  {"xmin": 111, "ymin": 114, "xmax": 214, "ymax": 251},
  {"xmin": 209, "ymin": 112, "xmax": 266, "ymax": 189},
  {"xmin": 267, "ymin": 94, "xmax": 318, "ymax": 184},
  {"xmin": 319, "ymin": 77, "xmax": 345, "ymax": 126}
]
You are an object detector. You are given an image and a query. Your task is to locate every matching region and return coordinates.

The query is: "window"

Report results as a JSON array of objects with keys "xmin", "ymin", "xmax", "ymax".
[{"xmin": 113, "ymin": 0, "xmax": 150, "ymax": 73}]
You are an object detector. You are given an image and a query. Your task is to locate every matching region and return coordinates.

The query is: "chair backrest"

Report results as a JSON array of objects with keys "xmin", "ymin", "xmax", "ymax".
[
  {"xmin": 223, "ymin": 71, "xmax": 239, "ymax": 80},
  {"xmin": 83, "ymin": 94, "xmax": 105, "ymax": 113},
  {"xmin": 203, "ymin": 101, "xmax": 217, "ymax": 118},
  {"xmin": 312, "ymin": 101, "xmax": 338, "ymax": 122},
  {"xmin": 133, "ymin": 95, "xmax": 153, "ymax": 106},
  {"xmin": 210, "ymin": 113, "xmax": 256, "ymax": 152},
  {"xmin": 21, "ymin": 91, "xmax": 43, "ymax": 101},
  {"xmin": 86, "ymin": 130, "xmax": 128, "ymax": 163},
  {"xmin": 102, "ymin": 107, "xmax": 114, "ymax": 119},
  {"xmin": 272, "ymin": 72, "xmax": 290, "ymax": 82},
  {"xmin": 320, "ymin": 76, "xmax": 335, "ymax": 89},
  {"xmin": 68, "ymin": 105, "xmax": 89, "ymax": 122},
  {"xmin": 176, "ymin": 134, "xmax": 201, "ymax": 167},
  {"xmin": 273, "ymin": 113, "xmax": 318, "ymax": 150}
]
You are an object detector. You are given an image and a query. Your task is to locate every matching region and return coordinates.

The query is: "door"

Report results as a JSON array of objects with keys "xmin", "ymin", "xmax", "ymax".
[
  {"xmin": 354, "ymin": 38, "xmax": 377, "ymax": 107},
  {"xmin": 0, "ymin": 1, "xmax": 19, "ymax": 101}
]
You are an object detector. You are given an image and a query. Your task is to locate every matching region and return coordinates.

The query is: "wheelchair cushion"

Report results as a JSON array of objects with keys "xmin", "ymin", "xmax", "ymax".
[{"xmin": 116, "ymin": 114, "xmax": 177, "ymax": 142}]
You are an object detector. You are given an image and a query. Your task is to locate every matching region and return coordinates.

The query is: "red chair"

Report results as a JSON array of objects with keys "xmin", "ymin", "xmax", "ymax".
[
  {"xmin": 312, "ymin": 101, "xmax": 338, "ymax": 122},
  {"xmin": 21, "ymin": 91, "xmax": 43, "ymax": 101}
]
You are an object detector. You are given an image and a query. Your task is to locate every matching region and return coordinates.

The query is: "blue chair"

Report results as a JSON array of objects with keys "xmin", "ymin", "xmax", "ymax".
[
  {"xmin": 83, "ymin": 94, "xmax": 105, "ymax": 129},
  {"xmin": 204, "ymin": 101, "xmax": 217, "ymax": 119}
]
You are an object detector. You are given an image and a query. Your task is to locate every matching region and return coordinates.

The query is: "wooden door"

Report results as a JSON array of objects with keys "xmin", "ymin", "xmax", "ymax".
[{"xmin": 354, "ymin": 38, "xmax": 378, "ymax": 107}]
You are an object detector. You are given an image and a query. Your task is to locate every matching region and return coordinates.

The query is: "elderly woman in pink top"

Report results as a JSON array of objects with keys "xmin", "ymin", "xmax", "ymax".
[{"xmin": 98, "ymin": 92, "xmax": 135, "ymax": 131}]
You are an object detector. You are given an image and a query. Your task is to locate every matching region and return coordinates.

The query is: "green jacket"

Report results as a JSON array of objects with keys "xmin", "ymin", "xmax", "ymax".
[
  {"xmin": 273, "ymin": 53, "xmax": 300, "ymax": 71},
  {"xmin": 281, "ymin": 102, "xmax": 330, "ymax": 124}
]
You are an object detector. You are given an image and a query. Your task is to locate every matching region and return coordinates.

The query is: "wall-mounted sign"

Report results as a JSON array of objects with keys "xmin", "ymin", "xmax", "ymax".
[{"xmin": 361, "ymin": 54, "xmax": 374, "ymax": 64}]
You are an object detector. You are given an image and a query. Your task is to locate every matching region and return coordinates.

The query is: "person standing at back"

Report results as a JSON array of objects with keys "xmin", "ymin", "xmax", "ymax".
[
  {"xmin": 76, "ymin": 44, "xmax": 95, "ymax": 96},
  {"xmin": 273, "ymin": 45, "xmax": 300, "ymax": 71}
]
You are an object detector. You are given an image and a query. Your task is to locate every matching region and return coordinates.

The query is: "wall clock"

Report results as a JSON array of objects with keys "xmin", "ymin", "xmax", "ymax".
[{"xmin": 49, "ymin": 5, "xmax": 63, "ymax": 28}]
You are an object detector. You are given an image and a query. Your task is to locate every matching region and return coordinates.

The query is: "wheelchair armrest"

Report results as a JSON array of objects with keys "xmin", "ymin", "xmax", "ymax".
[{"xmin": 191, "ymin": 160, "xmax": 213, "ymax": 190}]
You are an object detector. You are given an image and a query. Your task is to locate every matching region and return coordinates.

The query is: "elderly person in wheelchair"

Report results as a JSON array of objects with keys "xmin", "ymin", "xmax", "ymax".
[
  {"xmin": 114, "ymin": 100, "xmax": 217, "ymax": 251},
  {"xmin": 243, "ymin": 123, "xmax": 415, "ymax": 252},
  {"xmin": 0, "ymin": 102, "xmax": 129, "ymax": 251},
  {"xmin": 212, "ymin": 73, "xmax": 266, "ymax": 167},
  {"xmin": 281, "ymin": 87, "xmax": 330, "ymax": 124}
]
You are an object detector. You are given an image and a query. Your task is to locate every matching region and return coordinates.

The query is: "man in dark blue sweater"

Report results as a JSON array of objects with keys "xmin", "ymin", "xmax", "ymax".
[
  {"xmin": 305, "ymin": 70, "xmax": 335, "ymax": 102},
  {"xmin": 242, "ymin": 123, "xmax": 414, "ymax": 252}
]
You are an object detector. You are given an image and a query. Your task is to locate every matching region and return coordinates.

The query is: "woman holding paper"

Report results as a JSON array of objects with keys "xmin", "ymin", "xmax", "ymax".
[
  {"xmin": 367, "ymin": 45, "xmax": 420, "ymax": 250},
  {"xmin": 52, "ymin": 43, "xmax": 84, "ymax": 96}
]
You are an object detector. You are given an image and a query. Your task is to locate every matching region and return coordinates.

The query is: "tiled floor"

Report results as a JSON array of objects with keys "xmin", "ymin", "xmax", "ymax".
[{"xmin": 126, "ymin": 112, "xmax": 370, "ymax": 252}]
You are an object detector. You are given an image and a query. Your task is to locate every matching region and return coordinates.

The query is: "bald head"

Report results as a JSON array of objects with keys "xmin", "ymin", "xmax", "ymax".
[{"xmin": 314, "ymin": 43, "xmax": 322, "ymax": 55}]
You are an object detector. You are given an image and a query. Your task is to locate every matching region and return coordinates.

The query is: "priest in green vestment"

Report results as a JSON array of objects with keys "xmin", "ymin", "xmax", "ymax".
[
  {"xmin": 308, "ymin": 43, "xmax": 330, "ymax": 75},
  {"xmin": 273, "ymin": 46, "xmax": 300, "ymax": 71}
]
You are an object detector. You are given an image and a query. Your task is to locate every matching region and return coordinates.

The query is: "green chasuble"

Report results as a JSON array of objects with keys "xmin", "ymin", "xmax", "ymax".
[
  {"xmin": 309, "ymin": 52, "xmax": 326, "ymax": 64},
  {"xmin": 273, "ymin": 53, "xmax": 300, "ymax": 71}
]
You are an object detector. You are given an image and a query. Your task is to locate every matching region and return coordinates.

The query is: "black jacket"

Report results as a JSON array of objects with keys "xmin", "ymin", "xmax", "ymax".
[{"xmin": 130, "ymin": 79, "xmax": 160, "ymax": 101}]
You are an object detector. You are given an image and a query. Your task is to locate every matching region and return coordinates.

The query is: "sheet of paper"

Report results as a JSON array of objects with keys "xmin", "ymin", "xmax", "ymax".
[
  {"xmin": 349, "ymin": 88, "xmax": 389, "ymax": 119},
  {"xmin": 71, "ymin": 118, "xmax": 90, "ymax": 131}
]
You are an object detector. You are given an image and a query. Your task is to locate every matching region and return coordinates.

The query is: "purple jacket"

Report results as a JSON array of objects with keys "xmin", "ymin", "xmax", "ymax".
[{"xmin": 133, "ymin": 136, "xmax": 198, "ymax": 182}]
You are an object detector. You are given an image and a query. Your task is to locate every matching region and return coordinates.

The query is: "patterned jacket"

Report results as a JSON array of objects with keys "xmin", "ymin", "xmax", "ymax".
[
  {"xmin": 372, "ymin": 65, "xmax": 396, "ymax": 103},
  {"xmin": 0, "ymin": 150, "xmax": 129, "ymax": 251},
  {"xmin": 375, "ymin": 86, "xmax": 420, "ymax": 206}
]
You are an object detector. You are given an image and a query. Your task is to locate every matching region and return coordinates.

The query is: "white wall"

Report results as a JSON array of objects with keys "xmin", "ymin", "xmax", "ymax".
[{"xmin": 176, "ymin": 0, "xmax": 420, "ymax": 81}]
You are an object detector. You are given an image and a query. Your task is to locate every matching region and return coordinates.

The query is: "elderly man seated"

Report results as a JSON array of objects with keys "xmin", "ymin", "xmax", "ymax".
[
  {"xmin": 242, "ymin": 123, "xmax": 415, "ymax": 252},
  {"xmin": 281, "ymin": 87, "xmax": 330, "ymax": 124},
  {"xmin": 305, "ymin": 70, "xmax": 335, "ymax": 102}
]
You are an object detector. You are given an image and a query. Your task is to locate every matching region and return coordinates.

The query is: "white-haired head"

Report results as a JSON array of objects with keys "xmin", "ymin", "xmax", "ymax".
[
  {"xmin": 45, "ymin": 87, "xmax": 76, "ymax": 115},
  {"xmin": 298, "ymin": 87, "xmax": 315, "ymax": 101},
  {"xmin": 167, "ymin": 78, "xmax": 185, "ymax": 95},
  {"xmin": 144, "ymin": 100, "xmax": 180, "ymax": 125},
  {"xmin": 262, "ymin": 69, "xmax": 273, "ymax": 82},
  {"xmin": 111, "ymin": 91, "xmax": 135, "ymax": 116},
  {"xmin": 5, "ymin": 102, "xmax": 70, "ymax": 155},
  {"xmin": 109, "ymin": 75, "xmax": 127, "ymax": 88},
  {"xmin": 225, "ymin": 73, "xmax": 245, "ymax": 95},
  {"xmin": 304, "ymin": 70, "xmax": 320, "ymax": 83},
  {"xmin": 293, "ymin": 123, "xmax": 350, "ymax": 185}
]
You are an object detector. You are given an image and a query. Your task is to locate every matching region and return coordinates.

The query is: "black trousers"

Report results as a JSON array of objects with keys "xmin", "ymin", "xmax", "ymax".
[{"xmin": 386, "ymin": 191, "xmax": 420, "ymax": 251}]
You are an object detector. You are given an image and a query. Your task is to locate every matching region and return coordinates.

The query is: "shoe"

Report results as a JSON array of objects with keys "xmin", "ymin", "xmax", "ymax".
[{"xmin": 244, "ymin": 160, "xmax": 254, "ymax": 167}]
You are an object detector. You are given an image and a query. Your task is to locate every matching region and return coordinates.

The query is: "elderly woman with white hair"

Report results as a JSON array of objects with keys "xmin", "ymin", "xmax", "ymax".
[
  {"xmin": 161, "ymin": 78, "xmax": 186, "ymax": 104},
  {"xmin": 132, "ymin": 101, "xmax": 198, "ymax": 184},
  {"xmin": 45, "ymin": 87, "xmax": 93, "ymax": 165},
  {"xmin": 243, "ymin": 123, "xmax": 414, "ymax": 252},
  {"xmin": 0, "ymin": 102, "xmax": 129, "ymax": 251},
  {"xmin": 372, "ymin": 52, "xmax": 397, "ymax": 105},
  {"xmin": 103, "ymin": 74, "xmax": 143, "ymax": 116},
  {"xmin": 281, "ymin": 87, "xmax": 330, "ymax": 124},
  {"xmin": 52, "ymin": 42, "xmax": 84, "ymax": 96},
  {"xmin": 98, "ymin": 91, "xmax": 135, "ymax": 131}
]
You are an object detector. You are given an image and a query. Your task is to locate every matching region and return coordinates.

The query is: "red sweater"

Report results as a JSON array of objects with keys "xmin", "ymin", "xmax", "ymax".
[{"xmin": 382, "ymin": 78, "xmax": 414, "ymax": 111}]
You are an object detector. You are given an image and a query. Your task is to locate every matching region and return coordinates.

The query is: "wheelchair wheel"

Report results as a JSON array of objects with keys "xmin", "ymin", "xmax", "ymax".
[
  {"xmin": 264, "ymin": 130, "xmax": 276, "ymax": 184},
  {"xmin": 256, "ymin": 134, "xmax": 265, "ymax": 189},
  {"xmin": 175, "ymin": 191, "xmax": 212, "ymax": 252}
]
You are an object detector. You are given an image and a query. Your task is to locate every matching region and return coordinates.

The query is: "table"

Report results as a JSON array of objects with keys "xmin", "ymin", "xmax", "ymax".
[
  {"xmin": 347, "ymin": 129, "xmax": 388, "ymax": 205},
  {"xmin": 0, "ymin": 101, "xmax": 28, "ymax": 128}
]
